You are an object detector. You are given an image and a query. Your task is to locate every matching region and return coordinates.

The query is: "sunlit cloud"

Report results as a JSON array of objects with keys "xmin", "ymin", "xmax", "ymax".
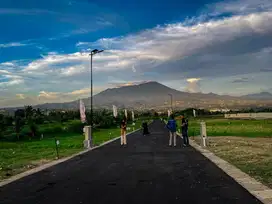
[{"xmin": 16, "ymin": 94, "xmax": 26, "ymax": 99}]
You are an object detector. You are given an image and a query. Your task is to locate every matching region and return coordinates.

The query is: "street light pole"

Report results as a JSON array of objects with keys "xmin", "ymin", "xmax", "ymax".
[
  {"xmin": 168, "ymin": 93, "xmax": 173, "ymax": 112},
  {"xmin": 88, "ymin": 49, "xmax": 104, "ymax": 146},
  {"xmin": 90, "ymin": 53, "xmax": 93, "ymax": 127}
]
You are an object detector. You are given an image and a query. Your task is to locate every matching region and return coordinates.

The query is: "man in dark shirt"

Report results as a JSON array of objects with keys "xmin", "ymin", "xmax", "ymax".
[{"xmin": 181, "ymin": 115, "xmax": 189, "ymax": 146}]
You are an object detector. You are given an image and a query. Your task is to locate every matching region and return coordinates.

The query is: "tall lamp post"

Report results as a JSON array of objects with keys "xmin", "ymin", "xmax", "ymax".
[
  {"xmin": 89, "ymin": 49, "xmax": 104, "ymax": 144},
  {"xmin": 168, "ymin": 93, "xmax": 173, "ymax": 112}
]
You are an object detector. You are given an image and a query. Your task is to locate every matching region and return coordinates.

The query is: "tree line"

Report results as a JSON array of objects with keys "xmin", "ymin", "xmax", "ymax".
[{"xmin": 0, "ymin": 106, "xmax": 146, "ymax": 141}]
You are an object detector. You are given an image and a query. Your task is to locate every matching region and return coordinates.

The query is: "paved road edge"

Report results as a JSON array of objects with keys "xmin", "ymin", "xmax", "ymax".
[
  {"xmin": 0, "ymin": 128, "xmax": 141, "ymax": 188},
  {"xmin": 189, "ymin": 138, "xmax": 272, "ymax": 204}
]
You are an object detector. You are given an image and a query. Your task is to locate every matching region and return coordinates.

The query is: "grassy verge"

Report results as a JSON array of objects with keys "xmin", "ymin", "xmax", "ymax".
[
  {"xmin": 176, "ymin": 118, "xmax": 272, "ymax": 137},
  {"xmin": 0, "ymin": 120, "xmax": 143, "ymax": 181},
  {"xmin": 207, "ymin": 137, "xmax": 272, "ymax": 188},
  {"xmin": 175, "ymin": 117, "xmax": 272, "ymax": 187}
]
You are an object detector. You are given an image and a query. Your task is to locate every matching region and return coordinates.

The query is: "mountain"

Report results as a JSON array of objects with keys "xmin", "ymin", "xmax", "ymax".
[
  {"xmin": 242, "ymin": 92, "xmax": 272, "ymax": 100},
  {"xmin": 34, "ymin": 81, "xmax": 272, "ymax": 110},
  {"xmin": 2, "ymin": 81, "xmax": 272, "ymax": 111}
]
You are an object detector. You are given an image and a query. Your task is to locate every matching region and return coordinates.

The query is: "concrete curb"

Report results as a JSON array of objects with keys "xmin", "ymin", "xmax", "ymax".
[
  {"xmin": 0, "ymin": 128, "xmax": 140, "ymax": 187},
  {"xmin": 189, "ymin": 139, "xmax": 272, "ymax": 204}
]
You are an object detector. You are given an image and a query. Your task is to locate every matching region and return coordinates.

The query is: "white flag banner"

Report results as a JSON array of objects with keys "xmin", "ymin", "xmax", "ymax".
[
  {"xmin": 193, "ymin": 109, "xmax": 196, "ymax": 117},
  {"xmin": 80, "ymin": 99, "xmax": 86, "ymax": 123},
  {"xmin": 124, "ymin": 109, "xmax": 128, "ymax": 118},
  {"xmin": 112, "ymin": 105, "xmax": 118, "ymax": 117},
  {"xmin": 132, "ymin": 110, "xmax": 135, "ymax": 121},
  {"xmin": 168, "ymin": 109, "xmax": 171, "ymax": 117}
]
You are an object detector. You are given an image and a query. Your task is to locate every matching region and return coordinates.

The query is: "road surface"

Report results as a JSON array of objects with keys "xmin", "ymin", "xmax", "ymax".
[{"xmin": 0, "ymin": 120, "xmax": 262, "ymax": 204}]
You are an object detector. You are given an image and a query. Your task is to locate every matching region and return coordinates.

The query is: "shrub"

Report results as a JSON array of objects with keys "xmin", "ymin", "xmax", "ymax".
[
  {"xmin": 39, "ymin": 123, "xmax": 63, "ymax": 134},
  {"xmin": 66, "ymin": 120, "xmax": 84, "ymax": 134}
]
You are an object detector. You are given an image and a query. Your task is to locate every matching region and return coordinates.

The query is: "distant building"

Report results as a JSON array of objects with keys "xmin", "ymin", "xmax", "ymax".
[{"xmin": 210, "ymin": 108, "xmax": 230, "ymax": 113}]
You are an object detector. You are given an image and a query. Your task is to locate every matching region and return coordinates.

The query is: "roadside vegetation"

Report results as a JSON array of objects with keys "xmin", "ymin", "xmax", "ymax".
[{"xmin": 0, "ymin": 106, "xmax": 153, "ymax": 181}]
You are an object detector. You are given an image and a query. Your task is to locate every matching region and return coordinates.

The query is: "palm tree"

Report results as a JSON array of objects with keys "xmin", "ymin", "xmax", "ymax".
[{"xmin": 25, "ymin": 105, "xmax": 34, "ymax": 120}]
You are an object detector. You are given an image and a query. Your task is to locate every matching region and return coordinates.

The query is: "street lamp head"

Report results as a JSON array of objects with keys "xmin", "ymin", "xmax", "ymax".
[
  {"xmin": 91, "ymin": 49, "xmax": 98, "ymax": 53},
  {"xmin": 91, "ymin": 49, "xmax": 104, "ymax": 55}
]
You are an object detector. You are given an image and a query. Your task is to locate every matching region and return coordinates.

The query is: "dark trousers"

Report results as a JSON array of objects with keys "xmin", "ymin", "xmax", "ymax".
[{"xmin": 182, "ymin": 130, "xmax": 189, "ymax": 145}]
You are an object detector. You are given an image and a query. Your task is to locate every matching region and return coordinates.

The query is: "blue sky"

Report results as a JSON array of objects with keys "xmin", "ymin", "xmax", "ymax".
[{"xmin": 0, "ymin": 0, "xmax": 272, "ymax": 107}]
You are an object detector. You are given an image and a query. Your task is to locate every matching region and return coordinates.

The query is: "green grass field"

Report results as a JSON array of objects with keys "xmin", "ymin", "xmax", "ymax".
[
  {"xmin": 208, "ymin": 137, "xmax": 272, "ymax": 188},
  {"xmin": 176, "ymin": 117, "xmax": 272, "ymax": 187},
  {"xmin": 176, "ymin": 117, "xmax": 272, "ymax": 137},
  {"xmin": 0, "ymin": 120, "xmax": 144, "ymax": 181}
]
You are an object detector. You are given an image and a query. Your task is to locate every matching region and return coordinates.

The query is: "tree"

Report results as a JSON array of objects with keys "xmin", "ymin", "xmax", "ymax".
[
  {"xmin": 25, "ymin": 105, "xmax": 34, "ymax": 120},
  {"xmin": 15, "ymin": 109, "xmax": 25, "ymax": 118},
  {"xmin": 15, "ymin": 116, "xmax": 23, "ymax": 140},
  {"xmin": 0, "ymin": 114, "xmax": 6, "ymax": 139},
  {"xmin": 34, "ymin": 108, "xmax": 45, "ymax": 124},
  {"xmin": 28, "ymin": 120, "xmax": 38, "ymax": 139}
]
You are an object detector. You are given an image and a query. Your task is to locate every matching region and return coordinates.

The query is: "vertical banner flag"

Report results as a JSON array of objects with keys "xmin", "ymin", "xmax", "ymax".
[
  {"xmin": 112, "ymin": 105, "xmax": 118, "ymax": 117},
  {"xmin": 168, "ymin": 109, "xmax": 171, "ymax": 117},
  {"xmin": 124, "ymin": 109, "xmax": 128, "ymax": 118},
  {"xmin": 193, "ymin": 109, "xmax": 196, "ymax": 117},
  {"xmin": 80, "ymin": 99, "xmax": 86, "ymax": 123},
  {"xmin": 132, "ymin": 110, "xmax": 135, "ymax": 121}
]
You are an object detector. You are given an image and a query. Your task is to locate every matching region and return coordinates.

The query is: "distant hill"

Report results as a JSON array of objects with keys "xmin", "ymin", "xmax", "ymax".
[
  {"xmin": 2, "ymin": 81, "xmax": 272, "ymax": 111},
  {"xmin": 242, "ymin": 92, "xmax": 272, "ymax": 100}
]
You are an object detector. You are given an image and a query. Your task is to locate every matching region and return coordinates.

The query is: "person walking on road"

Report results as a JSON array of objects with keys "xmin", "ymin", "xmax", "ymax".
[
  {"xmin": 166, "ymin": 115, "xmax": 177, "ymax": 147},
  {"xmin": 142, "ymin": 121, "xmax": 150, "ymax": 136},
  {"xmin": 181, "ymin": 115, "xmax": 189, "ymax": 146},
  {"xmin": 120, "ymin": 117, "xmax": 127, "ymax": 146}
]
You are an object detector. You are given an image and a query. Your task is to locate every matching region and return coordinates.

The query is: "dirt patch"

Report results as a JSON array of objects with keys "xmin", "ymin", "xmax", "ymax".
[
  {"xmin": 0, "ymin": 159, "xmax": 53, "ymax": 180},
  {"xmin": 207, "ymin": 137, "xmax": 272, "ymax": 188},
  {"xmin": 30, "ymin": 159, "xmax": 52, "ymax": 166}
]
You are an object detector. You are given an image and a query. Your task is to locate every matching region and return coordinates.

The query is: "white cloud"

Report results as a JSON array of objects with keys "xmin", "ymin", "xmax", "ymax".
[
  {"xmin": 0, "ymin": 73, "xmax": 24, "ymax": 88},
  {"xmin": 1, "ymin": 0, "xmax": 272, "ymax": 107},
  {"xmin": 187, "ymin": 78, "xmax": 201, "ymax": 83},
  {"xmin": 60, "ymin": 65, "xmax": 86, "ymax": 76},
  {"xmin": 185, "ymin": 78, "xmax": 202, "ymax": 93},
  {"xmin": 76, "ymin": 42, "xmax": 90, "ymax": 47},
  {"xmin": 0, "ymin": 42, "xmax": 27, "ymax": 48},
  {"xmin": 208, "ymin": 0, "xmax": 272, "ymax": 16},
  {"xmin": 36, "ymin": 86, "xmax": 105, "ymax": 103},
  {"xmin": 0, "ymin": 62, "xmax": 15, "ymax": 66},
  {"xmin": 0, "ymin": 70, "xmax": 12, "ymax": 74}
]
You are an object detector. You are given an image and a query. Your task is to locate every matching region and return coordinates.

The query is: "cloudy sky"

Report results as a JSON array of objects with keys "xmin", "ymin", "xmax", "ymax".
[{"xmin": 0, "ymin": 0, "xmax": 272, "ymax": 107}]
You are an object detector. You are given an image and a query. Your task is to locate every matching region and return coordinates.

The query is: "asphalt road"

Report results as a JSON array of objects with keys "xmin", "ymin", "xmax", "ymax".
[{"xmin": 0, "ymin": 120, "xmax": 262, "ymax": 204}]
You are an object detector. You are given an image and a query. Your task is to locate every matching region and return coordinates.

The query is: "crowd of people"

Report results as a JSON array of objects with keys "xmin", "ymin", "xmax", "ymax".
[{"xmin": 119, "ymin": 114, "xmax": 189, "ymax": 147}]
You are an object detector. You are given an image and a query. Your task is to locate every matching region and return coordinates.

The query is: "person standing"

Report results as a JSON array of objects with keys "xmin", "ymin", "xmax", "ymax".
[
  {"xmin": 166, "ymin": 115, "xmax": 177, "ymax": 147},
  {"xmin": 181, "ymin": 115, "xmax": 189, "ymax": 146},
  {"xmin": 142, "ymin": 121, "xmax": 149, "ymax": 136},
  {"xmin": 120, "ymin": 117, "xmax": 127, "ymax": 146}
]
